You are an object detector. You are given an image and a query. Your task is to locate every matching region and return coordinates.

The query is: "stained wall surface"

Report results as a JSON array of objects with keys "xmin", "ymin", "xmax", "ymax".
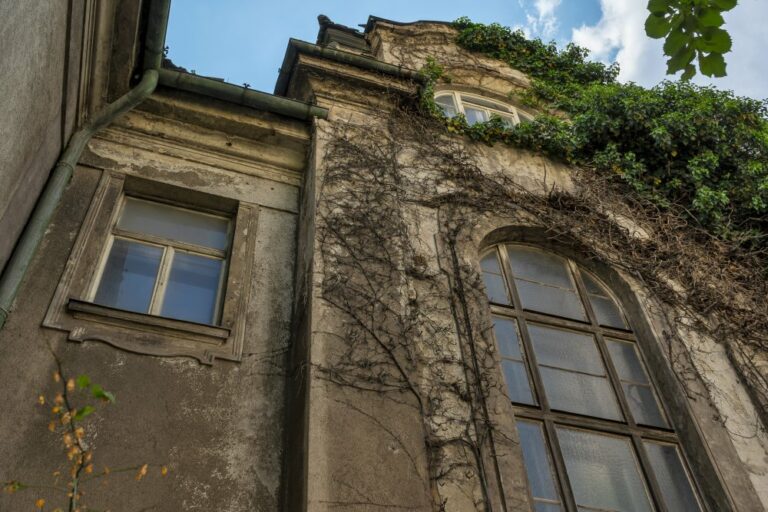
[
  {"xmin": 0, "ymin": 91, "xmax": 306, "ymax": 511},
  {"xmin": 0, "ymin": 0, "xmax": 85, "ymax": 273}
]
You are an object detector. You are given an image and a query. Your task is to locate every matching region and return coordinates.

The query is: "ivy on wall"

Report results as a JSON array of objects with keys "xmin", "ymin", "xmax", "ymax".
[{"xmin": 423, "ymin": 18, "xmax": 768, "ymax": 254}]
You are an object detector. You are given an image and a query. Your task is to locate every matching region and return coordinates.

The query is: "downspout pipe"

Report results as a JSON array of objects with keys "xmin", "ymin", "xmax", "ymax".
[{"xmin": 0, "ymin": 0, "xmax": 171, "ymax": 330}]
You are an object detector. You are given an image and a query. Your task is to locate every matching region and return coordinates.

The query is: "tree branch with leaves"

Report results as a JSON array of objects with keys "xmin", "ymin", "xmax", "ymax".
[{"xmin": 645, "ymin": 0, "xmax": 737, "ymax": 79}]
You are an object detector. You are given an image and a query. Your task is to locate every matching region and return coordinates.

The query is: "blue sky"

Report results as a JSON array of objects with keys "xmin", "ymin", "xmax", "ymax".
[{"xmin": 165, "ymin": 0, "xmax": 767, "ymax": 99}]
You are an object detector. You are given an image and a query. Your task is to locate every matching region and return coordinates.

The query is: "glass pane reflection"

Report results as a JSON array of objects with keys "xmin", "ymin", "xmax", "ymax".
[
  {"xmin": 94, "ymin": 239, "xmax": 162, "ymax": 313},
  {"xmin": 644, "ymin": 442, "xmax": 702, "ymax": 512},
  {"xmin": 557, "ymin": 427, "xmax": 653, "ymax": 512},
  {"xmin": 119, "ymin": 198, "xmax": 229, "ymax": 250},
  {"xmin": 161, "ymin": 252, "xmax": 223, "ymax": 324},
  {"xmin": 517, "ymin": 421, "xmax": 562, "ymax": 509},
  {"xmin": 481, "ymin": 251, "xmax": 510, "ymax": 304}
]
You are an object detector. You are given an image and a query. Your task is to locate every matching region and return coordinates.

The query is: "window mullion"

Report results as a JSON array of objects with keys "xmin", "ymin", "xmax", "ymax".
[
  {"xmin": 211, "ymin": 256, "xmax": 228, "ymax": 325},
  {"xmin": 87, "ymin": 235, "xmax": 116, "ymax": 301},
  {"xmin": 150, "ymin": 246, "xmax": 174, "ymax": 315},
  {"xmin": 543, "ymin": 419, "xmax": 579, "ymax": 512},
  {"xmin": 454, "ymin": 91, "xmax": 465, "ymax": 116},
  {"xmin": 632, "ymin": 433, "xmax": 670, "ymax": 512}
]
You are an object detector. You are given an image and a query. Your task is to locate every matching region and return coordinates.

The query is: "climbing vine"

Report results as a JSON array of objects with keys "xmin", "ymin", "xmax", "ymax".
[
  {"xmin": 422, "ymin": 18, "xmax": 768, "ymax": 254},
  {"xmin": 311, "ymin": 95, "xmax": 767, "ymax": 508}
]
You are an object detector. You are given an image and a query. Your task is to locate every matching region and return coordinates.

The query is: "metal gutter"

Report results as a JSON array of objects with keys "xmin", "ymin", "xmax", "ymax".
[
  {"xmin": 274, "ymin": 38, "xmax": 424, "ymax": 96},
  {"xmin": 158, "ymin": 68, "xmax": 328, "ymax": 120},
  {"xmin": 0, "ymin": 0, "xmax": 171, "ymax": 330}
]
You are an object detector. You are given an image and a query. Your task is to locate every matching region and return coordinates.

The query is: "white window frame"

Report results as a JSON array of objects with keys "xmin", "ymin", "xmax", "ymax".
[
  {"xmin": 88, "ymin": 196, "xmax": 232, "ymax": 325},
  {"xmin": 435, "ymin": 91, "xmax": 533, "ymax": 126}
]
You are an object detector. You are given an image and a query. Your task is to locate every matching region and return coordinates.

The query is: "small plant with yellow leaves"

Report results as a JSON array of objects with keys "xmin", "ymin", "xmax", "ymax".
[{"xmin": 1, "ymin": 352, "xmax": 169, "ymax": 511}]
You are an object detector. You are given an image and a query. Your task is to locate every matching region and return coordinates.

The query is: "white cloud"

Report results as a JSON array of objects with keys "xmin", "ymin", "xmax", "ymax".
[
  {"xmin": 523, "ymin": 0, "xmax": 562, "ymax": 39},
  {"xmin": 571, "ymin": 0, "xmax": 768, "ymax": 100}
]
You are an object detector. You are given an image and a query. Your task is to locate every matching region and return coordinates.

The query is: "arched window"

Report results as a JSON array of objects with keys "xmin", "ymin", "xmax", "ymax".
[
  {"xmin": 481, "ymin": 244, "xmax": 704, "ymax": 512},
  {"xmin": 435, "ymin": 91, "xmax": 532, "ymax": 127}
]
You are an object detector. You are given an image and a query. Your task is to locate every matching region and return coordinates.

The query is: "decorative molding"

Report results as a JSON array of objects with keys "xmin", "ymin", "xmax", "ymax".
[{"xmin": 92, "ymin": 126, "xmax": 304, "ymax": 187}]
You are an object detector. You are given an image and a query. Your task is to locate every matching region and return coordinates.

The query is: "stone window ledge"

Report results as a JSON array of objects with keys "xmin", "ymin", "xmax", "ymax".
[{"xmin": 67, "ymin": 299, "xmax": 231, "ymax": 342}]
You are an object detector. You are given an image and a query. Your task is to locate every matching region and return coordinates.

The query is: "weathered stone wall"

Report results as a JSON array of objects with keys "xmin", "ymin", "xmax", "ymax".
[
  {"xmin": 283, "ymin": 20, "xmax": 768, "ymax": 511},
  {"xmin": 0, "ymin": 91, "xmax": 306, "ymax": 511}
]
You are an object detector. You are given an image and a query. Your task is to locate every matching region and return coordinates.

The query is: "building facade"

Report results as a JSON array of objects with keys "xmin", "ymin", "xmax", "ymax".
[{"xmin": 1, "ymin": 2, "xmax": 766, "ymax": 511}]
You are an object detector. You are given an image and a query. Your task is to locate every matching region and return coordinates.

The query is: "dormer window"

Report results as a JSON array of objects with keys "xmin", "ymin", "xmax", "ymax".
[{"xmin": 435, "ymin": 91, "xmax": 531, "ymax": 127}]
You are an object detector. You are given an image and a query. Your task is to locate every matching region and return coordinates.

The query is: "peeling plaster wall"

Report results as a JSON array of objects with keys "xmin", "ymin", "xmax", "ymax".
[
  {"xmin": 283, "ymin": 21, "xmax": 768, "ymax": 512},
  {"xmin": 0, "ymin": 93, "xmax": 305, "ymax": 511}
]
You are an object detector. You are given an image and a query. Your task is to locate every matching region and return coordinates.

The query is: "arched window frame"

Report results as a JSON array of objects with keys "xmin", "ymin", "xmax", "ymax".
[
  {"xmin": 435, "ymin": 90, "xmax": 533, "ymax": 127},
  {"xmin": 479, "ymin": 242, "xmax": 713, "ymax": 512}
]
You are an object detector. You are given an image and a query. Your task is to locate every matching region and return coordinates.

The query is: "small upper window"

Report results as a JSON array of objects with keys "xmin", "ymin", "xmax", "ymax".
[
  {"xmin": 90, "ymin": 197, "xmax": 231, "ymax": 325},
  {"xmin": 435, "ymin": 91, "xmax": 532, "ymax": 127}
]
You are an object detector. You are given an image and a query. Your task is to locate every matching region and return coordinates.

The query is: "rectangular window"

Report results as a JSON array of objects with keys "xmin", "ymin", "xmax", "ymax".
[{"xmin": 90, "ymin": 197, "xmax": 230, "ymax": 325}]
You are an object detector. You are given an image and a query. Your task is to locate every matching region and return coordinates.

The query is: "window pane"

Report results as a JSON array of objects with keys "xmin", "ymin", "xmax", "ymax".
[
  {"xmin": 481, "ymin": 250, "xmax": 503, "ymax": 274},
  {"xmin": 516, "ymin": 421, "xmax": 562, "ymax": 504},
  {"xmin": 607, "ymin": 339, "xmax": 668, "ymax": 427},
  {"xmin": 118, "ymin": 198, "xmax": 229, "ymax": 250},
  {"xmin": 461, "ymin": 96, "xmax": 509, "ymax": 111},
  {"xmin": 644, "ymin": 442, "xmax": 702, "ymax": 512},
  {"xmin": 515, "ymin": 280, "xmax": 586, "ymax": 320},
  {"xmin": 581, "ymin": 272, "xmax": 627, "ymax": 329},
  {"xmin": 493, "ymin": 317, "xmax": 522, "ymax": 359},
  {"xmin": 483, "ymin": 273, "xmax": 510, "ymax": 305},
  {"xmin": 557, "ymin": 427, "xmax": 654, "ymax": 512},
  {"xmin": 435, "ymin": 95, "xmax": 458, "ymax": 117},
  {"xmin": 498, "ymin": 114, "xmax": 517, "ymax": 128},
  {"xmin": 481, "ymin": 251, "xmax": 510, "ymax": 304},
  {"xmin": 591, "ymin": 296, "xmax": 627, "ymax": 329},
  {"xmin": 606, "ymin": 339, "xmax": 648, "ymax": 383},
  {"xmin": 528, "ymin": 325, "xmax": 605, "ymax": 375},
  {"xmin": 502, "ymin": 360, "xmax": 536, "ymax": 405},
  {"xmin": 540, "ymin": 368, "xmax": 623, "ymax": 420},
  {"xmin": 580, "ymin": 271, "xmax": 605, "ymax": 295},
  {"xmin": 623, "ymin": 383, "xmax": 668, "ymax": 427},
  {"xmin": 94, "ymin": 239, "xmax": 162, "ymax": 313},
  {"xmin": 464, "ymin": 107, "xmax": 488, "ymax": 125},
  {"xmin": 160, "ymin": 252, "xmax": 223, "ymax": 324},
  {"xmin": 506, "ymin": 246, "xmax": 573, "ymax": 289}
]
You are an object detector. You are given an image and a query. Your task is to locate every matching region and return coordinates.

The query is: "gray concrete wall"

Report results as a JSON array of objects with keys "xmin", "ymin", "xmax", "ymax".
[
  {"xmin": 0, "ymin": 0, "xmax": 85, "ymax": 273},
  {"xmin": 0, "ymin": 91, "xmax": 307, "ymax": 511}
]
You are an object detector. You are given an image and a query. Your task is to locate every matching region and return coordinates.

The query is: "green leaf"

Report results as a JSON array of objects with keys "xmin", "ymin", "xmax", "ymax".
[
  {"xmin": 666, "ymin": 45, "xmax": 695, "ymax": 74},
  {"xmin": 663, "ymin": 29, "xmax": 691, "ymax": 56},
  {"xmin": 647, "ymin": 0, "xmax": 671, "ymax": 15},
  {"xmin": 90, "ymin": 384, "xmax": 115, "ymax": 403},
  {"xmin": 74, "ymin": 405, "xmax": 96, "ymax": 421},
  {"xmin": 712, "ymin": 0, "xmax": 738, "ymax": 10},
  {"xmin": 645, "ymin": 14, "xmax": 671, "ymax": 38},
  {"xmin": 699, "ymin": 27, "xmax": 732, "ymax": 53},
  {"xmin": 699, "ymin": 52, "xmax": 727, "ymax": 77},
  {"xmin": 76, "ymin": 374, "xmax": 91, "ymax": 389},
  {"xmin": 698, "ymin": 8, "xmax": 725, "ymax": 27},
  {"xmin": 681, "ymin": 63, "xmax": 697, "ymax": 80}
]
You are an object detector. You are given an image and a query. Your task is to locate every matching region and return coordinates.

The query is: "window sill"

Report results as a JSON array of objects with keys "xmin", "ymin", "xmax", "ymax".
[{"xmin": 67, "ymin": 299, "xmax": 230, "ymax": 342}]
